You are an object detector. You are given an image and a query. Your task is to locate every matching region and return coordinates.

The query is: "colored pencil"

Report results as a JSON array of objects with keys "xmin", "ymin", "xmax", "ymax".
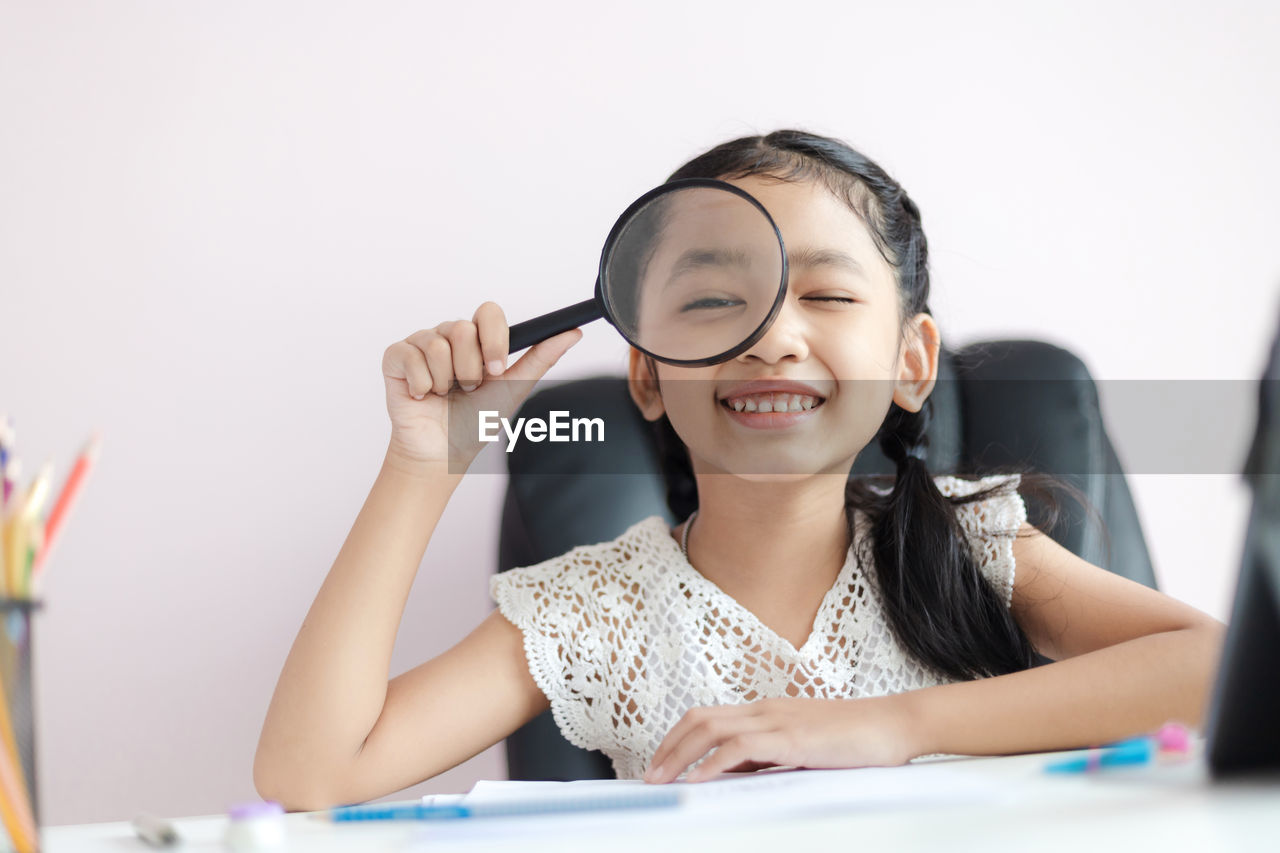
[
  {"xmin": 17, "ymin": 464, "xmax": 50, "ymax": 525},
  {"xmin": 3, "ymin": 489, "xmax": 23, "ymax": 600},
  {"xmin": 14, "ymin": 465, "xmax": 51, "ymax": 595},
  {"xmin": 0, "ymin": 417, "xmax": 13, "ymax": 511},
  {"xmin": 20, "ymin": 525, "xmax": 41, "ymax": 601},
  {"xmin": 0, "ymin": 665, "xmax": 34, "ymax": 852},
  {"xmin": 34, "ymin": 433, "xmax": 100, "ymax": 579}
]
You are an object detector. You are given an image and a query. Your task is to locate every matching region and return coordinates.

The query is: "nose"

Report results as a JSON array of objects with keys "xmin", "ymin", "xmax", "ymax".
[{"xmin": 735, "ymin": 295, "xmax": 809, "ymax": 365}]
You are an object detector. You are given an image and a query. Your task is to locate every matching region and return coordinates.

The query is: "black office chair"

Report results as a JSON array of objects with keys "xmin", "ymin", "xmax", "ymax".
[{"xmin": 497, "ymin": 338, "xmax": 1158, "ymax": 780}]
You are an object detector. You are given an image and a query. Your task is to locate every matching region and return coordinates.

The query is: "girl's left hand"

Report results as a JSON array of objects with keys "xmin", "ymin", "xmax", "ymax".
[{"xmin": 642, "ymin": 695, "xmax": 921, "ymax": 784}]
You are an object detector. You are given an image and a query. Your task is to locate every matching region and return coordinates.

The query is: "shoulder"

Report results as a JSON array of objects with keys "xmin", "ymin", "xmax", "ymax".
[
  {"xmin": 486, "ymin": 516, "xmax": 672, "ymax": 754},
  {"xmin": 488, "ymin": 515, "xmax": 670, "ymax": 630},
  {"xmin": 932, "ymin": 474, "xmax": 1027, "ymax": 608},
  {"xmin": 932, "ymin": 472, "xmax": 1021, "ymax": 503},
  {"xmin": 933, "ymin": 474, "xmax": 1025, "ymax": 532}
]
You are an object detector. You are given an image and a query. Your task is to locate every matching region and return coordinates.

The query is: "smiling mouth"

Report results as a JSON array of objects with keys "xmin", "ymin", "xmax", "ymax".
[{"xmin": 718, "ymin": 392, "xmax": 825, "ymax": 413}]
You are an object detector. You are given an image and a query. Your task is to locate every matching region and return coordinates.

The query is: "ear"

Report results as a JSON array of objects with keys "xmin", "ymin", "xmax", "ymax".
[
  {"xmin": 892, "ymin": 313, "xmax": 940, "ymax": 414},
  {"xmin": 627, "ymin": 347, "xmax": 667, "ymax": 421}
]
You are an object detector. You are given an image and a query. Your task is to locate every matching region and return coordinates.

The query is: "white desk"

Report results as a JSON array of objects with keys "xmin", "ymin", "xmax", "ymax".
[{"xmin": 42, "ymin": 743, "xmax": 1280, "ymax": 852}]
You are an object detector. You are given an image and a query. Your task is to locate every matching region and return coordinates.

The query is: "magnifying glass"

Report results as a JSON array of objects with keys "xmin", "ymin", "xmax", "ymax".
[{"xmin": 508, "ymin": 178, "xmax": 789, "ymax": 367}]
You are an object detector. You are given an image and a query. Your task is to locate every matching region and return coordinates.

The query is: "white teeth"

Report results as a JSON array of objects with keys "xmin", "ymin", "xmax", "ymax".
[{"xmin": 726, "ymin": 393, "xmax": 821, "ymax": 413}]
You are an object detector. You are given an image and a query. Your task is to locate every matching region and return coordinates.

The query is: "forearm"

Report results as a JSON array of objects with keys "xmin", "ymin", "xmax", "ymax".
[
  {"xmin": 903, "ymin": 623, "xmax": 1227, "ymax": 757},
  {"xmin": 255, "ymin": 447, "xmax": 462, "ymax": 790}
]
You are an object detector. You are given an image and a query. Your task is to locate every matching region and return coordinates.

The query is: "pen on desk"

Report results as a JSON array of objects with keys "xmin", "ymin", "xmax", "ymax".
[
  {"xmin": 132, "ymin": 813, "xmax": 181, "ymax": 847},
  {"xmin": 1044, "ymin": 737, "xmax": 1154, "ymax": 773},
  {"xmin": 328, "ymin": 787, "xmax": 682, "ymax": 822},
  {"xmin": 330, "ymin": 804, "xmax": 472, "ymax": 821},
  {"xmin": 1044, "ymin": 722, "xmax": 1192, "ymax": 774}
]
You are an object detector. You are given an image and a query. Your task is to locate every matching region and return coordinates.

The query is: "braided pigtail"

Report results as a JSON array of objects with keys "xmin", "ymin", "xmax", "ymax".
[{"xmin": 851, "ymin": 400, "xmax": 1039, "ymax": 679}]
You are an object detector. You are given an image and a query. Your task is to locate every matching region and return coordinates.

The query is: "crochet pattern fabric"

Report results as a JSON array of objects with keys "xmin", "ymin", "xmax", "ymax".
[{"xmin": 489, "ymin": 473, "xmax": 1026, "ymax": 780}]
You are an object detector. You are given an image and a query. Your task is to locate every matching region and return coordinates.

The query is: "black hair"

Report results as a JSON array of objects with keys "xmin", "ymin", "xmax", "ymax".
[{"xmin": 640, "ymin": 129, "xmax": 1094, "ymax": 681}]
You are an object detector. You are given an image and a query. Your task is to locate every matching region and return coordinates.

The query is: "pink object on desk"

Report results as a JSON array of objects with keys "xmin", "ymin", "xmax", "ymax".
[{"xmin": 1155, "ymin": 722, "xmax": 1191, "ymax": 754}]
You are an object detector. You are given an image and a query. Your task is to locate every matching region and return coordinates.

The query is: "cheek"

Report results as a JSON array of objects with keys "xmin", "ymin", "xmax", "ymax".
[
  {"xmin": 656, "ymin": 378, "xmax": 715, "ymax": 437},
  {"xmin": 839, "ymin": 326, "xmax": 902, "ymax": 379},
  {"xmin": 832, "ymin": 376, "xmax": 897, "ymax": 449},
  {"xmin": 842, "ymin": 376, "xmax": 896, "ymax": 407}
]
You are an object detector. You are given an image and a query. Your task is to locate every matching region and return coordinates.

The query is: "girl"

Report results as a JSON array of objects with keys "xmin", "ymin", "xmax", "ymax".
[{"xmin": 254, "ymin": 130, "xmax": 1225, "ymax": 810}]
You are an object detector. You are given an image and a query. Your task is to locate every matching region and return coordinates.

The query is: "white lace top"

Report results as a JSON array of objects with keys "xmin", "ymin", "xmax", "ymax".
[{"xmin": 489, "ymin": 473, "xmax": 1027, "ymax": 780}]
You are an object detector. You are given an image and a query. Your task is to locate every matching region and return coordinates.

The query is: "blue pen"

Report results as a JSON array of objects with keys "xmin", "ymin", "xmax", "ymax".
[
  {"xmin": 329, "ymin": 787, "xmax": 682, "ymax": 821},
  {"xmin": 330, "ymin": 804, "xmax": 472, "ymax": 821},
  {"xmin": 1044, "ymin": 737, "xmax": 1155, "ymax": 773}
]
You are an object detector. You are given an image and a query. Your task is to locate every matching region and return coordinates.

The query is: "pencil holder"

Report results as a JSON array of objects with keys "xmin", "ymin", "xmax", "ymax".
[{"xmin": 0, "ymin": 598, "xmax": 41, "ymax": 853}]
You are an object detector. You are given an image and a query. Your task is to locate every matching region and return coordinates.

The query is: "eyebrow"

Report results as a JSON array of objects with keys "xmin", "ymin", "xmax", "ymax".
[
  {"xmin": 665, "ymin": 247, "xmax": 754, "ymax": 285},
  {"xmin": 661, "ymin": 244, "xmax": 864, "ymax": 289},
  {"xmin": 787, "ymin": 246, "xmax": 864, "ymax": 276}
]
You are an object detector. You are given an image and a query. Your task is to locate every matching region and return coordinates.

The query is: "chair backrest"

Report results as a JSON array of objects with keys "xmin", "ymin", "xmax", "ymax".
[{"xmin": 497, "ymin": 338, "xmax": 1157, "ymax": 780}]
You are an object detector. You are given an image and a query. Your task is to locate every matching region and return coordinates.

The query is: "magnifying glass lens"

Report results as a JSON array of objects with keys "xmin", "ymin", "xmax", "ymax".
[{"xmin": 601, "ymin": 184, "xmax": 785, "ymax": 364}]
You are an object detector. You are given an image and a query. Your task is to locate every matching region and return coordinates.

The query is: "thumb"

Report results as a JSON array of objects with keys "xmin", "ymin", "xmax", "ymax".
[{"xmin": 502, "ymin": 328, "xmax": 583, "ymax": 385}]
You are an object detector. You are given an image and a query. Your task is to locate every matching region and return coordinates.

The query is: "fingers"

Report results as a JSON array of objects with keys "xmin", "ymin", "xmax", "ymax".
[
  {"xmin": 385, "ymin": 303, "xmax": 577, "ymax": 402},
  {"xmin": 502, "ymin": 327, "xmax": 583, "ymax": 385},
  {"xmin": 441, "ymin": 320, "xmax": 485, "ymax": 391},
  {"xmin": 382, "ymin": 340, "xmax": 434, "ymax": 400},
  {"xmin": 399, "ymin": 313, "xmax": 494, "ymax": 397},
  {"xmin": 472, "ymin": 301, "xmax": 510, "ymax": 378},
  {"xmin": 684, "ymin": 731, "xmax": 787, "ymax": 783},
  {"xmin": 405, "ymin": 328, "xmax": 457, "ymax": 396},
  {"xmin": 644, "ymin": 705, "xmax": 770, "ymax": 784}
]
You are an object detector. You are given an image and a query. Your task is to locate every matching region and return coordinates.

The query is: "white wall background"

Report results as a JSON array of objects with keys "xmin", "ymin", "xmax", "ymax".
[{"xmin": 1, "ymin": 0, "xmax": 1277, "ymax": 827}]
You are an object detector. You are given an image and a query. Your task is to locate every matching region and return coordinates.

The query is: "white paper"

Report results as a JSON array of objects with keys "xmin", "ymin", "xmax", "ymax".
[{"xmin": 412, "ymin": 764, "xmax": 1017, "ymax": 845}]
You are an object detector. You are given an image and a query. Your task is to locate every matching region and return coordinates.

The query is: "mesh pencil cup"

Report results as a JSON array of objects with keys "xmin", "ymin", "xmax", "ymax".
[{"xmin": 0, "ymin": 598, "xmax": 42, "ymax": 845}]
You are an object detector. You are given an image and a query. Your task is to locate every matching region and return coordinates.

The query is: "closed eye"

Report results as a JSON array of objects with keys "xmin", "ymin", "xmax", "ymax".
[{"xmin": 803, "ymin": 296, "xmax": 858, "ymax": 304}]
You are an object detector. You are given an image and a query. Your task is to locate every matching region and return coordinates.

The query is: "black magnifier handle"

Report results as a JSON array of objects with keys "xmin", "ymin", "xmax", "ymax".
[{"xmin": 508, "ymin": 297, "xmax": 604, "ymax": 354}]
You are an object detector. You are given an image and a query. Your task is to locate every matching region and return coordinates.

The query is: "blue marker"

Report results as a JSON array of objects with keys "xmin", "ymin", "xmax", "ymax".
[
  {"xmin": 330, "ymin": 804, "xmax": 472, "ymax": 821},
  {"xmin": 329, "ymin": 786, "xmax": 681, "ymax": 822},
  {"xmin": 1045, "ymin": 737, "xmax": 1155, "ymax": 773}
]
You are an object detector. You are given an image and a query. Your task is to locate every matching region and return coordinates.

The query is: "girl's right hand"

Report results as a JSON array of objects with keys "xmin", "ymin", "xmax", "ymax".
[{"xmin": 381, "ymin": 302, "xmax": 583, "ymax": 471}]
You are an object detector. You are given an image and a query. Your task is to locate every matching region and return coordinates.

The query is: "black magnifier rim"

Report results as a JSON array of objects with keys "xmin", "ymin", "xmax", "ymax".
[{"xmin": 595, "ymin": 177, "xmax": 789, "ymax": 368}]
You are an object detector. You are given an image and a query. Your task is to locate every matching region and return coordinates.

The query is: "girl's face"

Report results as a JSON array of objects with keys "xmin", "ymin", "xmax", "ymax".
[{"xmin": 628, "ymin": 173, "xmax": 939, "ymax": 481}]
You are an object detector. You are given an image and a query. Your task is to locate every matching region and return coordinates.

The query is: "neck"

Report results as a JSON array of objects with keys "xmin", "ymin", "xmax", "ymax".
[{"xmin": 683, "ymin": 468, "xmax": 852, "ymax": 597}]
